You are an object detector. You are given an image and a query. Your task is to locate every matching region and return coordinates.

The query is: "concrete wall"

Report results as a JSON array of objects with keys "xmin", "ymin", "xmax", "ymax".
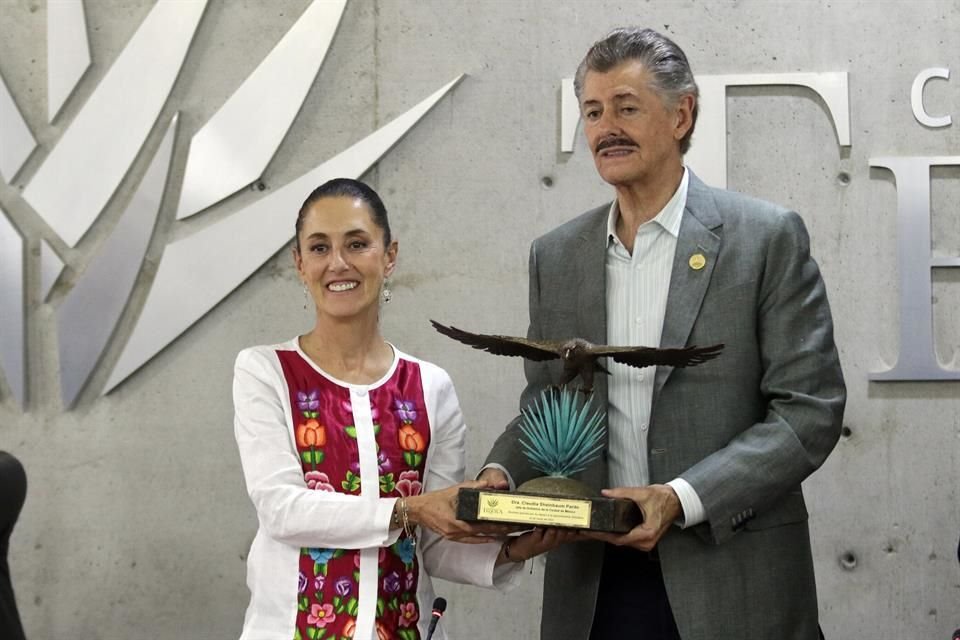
[{"xmin": 1, "ymin": 0, "xmax": 958, "ymax": 638}]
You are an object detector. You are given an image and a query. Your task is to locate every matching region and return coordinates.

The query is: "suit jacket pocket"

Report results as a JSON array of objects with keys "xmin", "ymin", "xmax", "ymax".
[{"xmin": 744, "ymin": 492, "xmax": 808, "ymax": 531}]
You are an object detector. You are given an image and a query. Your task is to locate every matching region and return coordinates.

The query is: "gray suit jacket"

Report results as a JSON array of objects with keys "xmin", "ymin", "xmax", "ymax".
[{"xmin": 485, "ymin": 172, "xmax": 846, "ymax": 640}]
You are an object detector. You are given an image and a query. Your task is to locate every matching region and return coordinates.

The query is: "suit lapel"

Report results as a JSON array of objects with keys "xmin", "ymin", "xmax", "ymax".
[
  {"xmin": 654, "ymin": 173, "xmax": 723, "ymax": 398},
  {"xmin": 575, "ymin": 207, "xmax": 610, "ymax": 346},
  {"xmin": 574, "ymin": 207, "xmax": 611, "ymax": 416}
]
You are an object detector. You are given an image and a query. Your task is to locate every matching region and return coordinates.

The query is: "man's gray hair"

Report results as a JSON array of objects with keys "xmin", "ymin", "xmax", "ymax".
[{"xmin": 574, "ymin": 27, "xmax": 699, "ymax": 154}]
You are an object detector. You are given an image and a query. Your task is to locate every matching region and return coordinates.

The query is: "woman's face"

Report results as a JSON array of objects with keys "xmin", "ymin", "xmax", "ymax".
[{"xmin": 294, "ymin": 196, "xmax": 397, "ymax": 320}]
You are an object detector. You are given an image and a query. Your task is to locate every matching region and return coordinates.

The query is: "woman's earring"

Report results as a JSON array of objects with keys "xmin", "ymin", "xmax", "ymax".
[
  {"xmin": 302, "ymin": 284, "xmax": 310, "ymax": 310},
  {"xmin": 381, "ymin": 281, "xmax": 392, "ymax": 304}
]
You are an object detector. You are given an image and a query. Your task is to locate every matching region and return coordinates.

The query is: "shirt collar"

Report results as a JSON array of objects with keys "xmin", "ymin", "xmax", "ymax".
[{"xmin": 606, "ymin": 167, "xmax": 688, "ymax": 245}]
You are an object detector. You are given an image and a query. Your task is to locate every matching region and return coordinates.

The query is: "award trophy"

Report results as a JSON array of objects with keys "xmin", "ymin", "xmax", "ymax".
[{"xmin": 431, "ymin": 320, "xmax": 724, "ymax": 533}]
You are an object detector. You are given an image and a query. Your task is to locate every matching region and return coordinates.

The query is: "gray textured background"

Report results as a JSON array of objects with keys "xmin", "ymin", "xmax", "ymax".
[{"xmin": 1, "ymin": 0, "xmax": 959, "ymax": 638}]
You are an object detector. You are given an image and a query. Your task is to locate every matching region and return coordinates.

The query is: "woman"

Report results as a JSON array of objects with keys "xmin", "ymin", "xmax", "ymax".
[{"xmin": 233, "ymin": 179, "xmax": 553, "ymax": 640}]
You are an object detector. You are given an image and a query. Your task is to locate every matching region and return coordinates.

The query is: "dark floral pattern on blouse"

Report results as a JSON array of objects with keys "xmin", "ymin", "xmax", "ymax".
[{"xmin": 276, "ymin": 352, "xmax": 431, "ymax": 640}]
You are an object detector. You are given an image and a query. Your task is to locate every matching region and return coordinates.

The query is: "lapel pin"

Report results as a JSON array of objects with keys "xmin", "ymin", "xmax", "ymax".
[{"xmin": 689, "ymin": 253, "xmax": 706, "ymax": 270}]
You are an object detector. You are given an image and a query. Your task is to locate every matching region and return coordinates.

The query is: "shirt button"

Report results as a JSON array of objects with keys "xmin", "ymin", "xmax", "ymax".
[
  {"xmin": 636, "ymin": 372, "xmax": 645, "ymax": 381},
  {"xmin": 353, "ymin": 388, "xmax": 367, "ymax": 397},
  {"xmin": 640, "ymin": 423, "xmax": 648, "ymax": 431}
]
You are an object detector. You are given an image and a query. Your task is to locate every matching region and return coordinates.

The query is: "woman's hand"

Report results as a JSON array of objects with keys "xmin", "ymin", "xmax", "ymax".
[{"xmin": 404, "ymin": 480, "xmax": 506, "ymax": 544}]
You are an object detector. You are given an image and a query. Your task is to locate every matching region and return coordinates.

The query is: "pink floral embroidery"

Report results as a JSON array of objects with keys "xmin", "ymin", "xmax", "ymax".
[
  {"xmin": 354, "ymin": 547, "xmax": 387, "ymax": 568},
  {"xmin": 307, "ymin": 603, "xmax": 336, "ymax": 628},
  {"xmin": 398, "ymin": 601, "xmax": 419, "ymax": 627},
  {"xmin": 304, "ymin": 470, "xmax": 336, "ymax": 491},
  {"xmin": 341, "ymin": 399, "xmax": 380, "ymax": 423},
  {"xmin": 395, "ymin": 470, "xmax": 422, "ymax": 497}
]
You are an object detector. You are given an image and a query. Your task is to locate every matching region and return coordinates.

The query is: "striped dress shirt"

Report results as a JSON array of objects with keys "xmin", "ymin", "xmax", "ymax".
[{"xmin": 605, "ymin": 168, "xmax": 705, "ymax": 527}]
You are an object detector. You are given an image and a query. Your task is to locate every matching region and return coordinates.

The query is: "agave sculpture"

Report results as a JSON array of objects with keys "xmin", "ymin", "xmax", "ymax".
[{"xmin": 516, "ymin": 387, "xmax": 606, "ymax": 499}]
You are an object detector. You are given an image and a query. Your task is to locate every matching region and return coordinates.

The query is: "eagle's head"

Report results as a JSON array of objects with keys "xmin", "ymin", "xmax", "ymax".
[{"xmin": 562, "ymin": 338, "xmax": 590, "ymax": 360}]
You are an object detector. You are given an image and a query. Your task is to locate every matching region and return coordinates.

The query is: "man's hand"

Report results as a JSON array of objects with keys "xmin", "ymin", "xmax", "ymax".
[
  {"xmin": 496, "ymin": 528, "xmax": 583, "ymax": 566},
  {"xmin": 584, "ymin": 484, "xmax": 682, "ymax": 552},
  {"xmin": 477, "ymin": 467, "xmax": 510, "ymax": 490}
]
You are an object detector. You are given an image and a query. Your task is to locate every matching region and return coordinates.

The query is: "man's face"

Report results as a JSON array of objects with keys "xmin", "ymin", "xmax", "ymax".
[{"xmin": 580, "ymin": 60, "xmax": 693, "ymax": 188}]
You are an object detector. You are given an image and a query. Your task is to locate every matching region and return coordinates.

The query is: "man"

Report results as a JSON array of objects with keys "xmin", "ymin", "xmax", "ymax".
[{"xmin": 480, "ymin": 27, "xmax": 845, "ymax": 640}]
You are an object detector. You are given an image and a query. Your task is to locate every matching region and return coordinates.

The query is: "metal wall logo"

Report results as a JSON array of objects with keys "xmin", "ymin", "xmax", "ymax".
[{"xmin": 0, "ymin": 0, "xmax": 462, "ymax": 409}]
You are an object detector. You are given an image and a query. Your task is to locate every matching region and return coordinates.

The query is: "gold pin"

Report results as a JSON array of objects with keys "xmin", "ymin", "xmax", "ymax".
[{"xmin": 689, "ymin": 253, "xmax": 706, "ymax": 270}]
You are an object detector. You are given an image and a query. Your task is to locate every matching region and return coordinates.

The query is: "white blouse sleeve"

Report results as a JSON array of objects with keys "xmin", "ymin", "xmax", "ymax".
[
  {"xmin": 417, "ymin": 364, "xmax": 522, "ymax": 590},
  {"xmin": 233, "ymin": 347, "xmax": 400, "ymax": 550}
]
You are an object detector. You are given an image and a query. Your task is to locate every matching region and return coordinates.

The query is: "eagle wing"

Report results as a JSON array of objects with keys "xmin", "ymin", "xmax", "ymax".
[
  {"xmin": 430, "ymin": 320, "xmax": 562, "ymax": 362},
  {"xmin": 590, "ymin": 343, "xmax": 725, "ymax": 369}
]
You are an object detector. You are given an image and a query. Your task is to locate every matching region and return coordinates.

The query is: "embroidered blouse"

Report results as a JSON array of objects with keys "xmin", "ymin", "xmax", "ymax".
[{"xmin": 233, "ymin": 339, "xmax": 517, "ymax": 640}]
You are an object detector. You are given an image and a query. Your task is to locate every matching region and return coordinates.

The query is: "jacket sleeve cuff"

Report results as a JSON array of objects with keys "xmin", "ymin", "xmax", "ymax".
[{"xmin": 477, "ymin": 463, "xmax": 516, "ymax": 491}]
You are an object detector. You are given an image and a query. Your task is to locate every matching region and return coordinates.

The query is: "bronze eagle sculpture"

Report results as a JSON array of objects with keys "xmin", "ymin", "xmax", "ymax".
[{"xmin": 431, "ymin": 320, "xmax": 724, "ymax": 393}]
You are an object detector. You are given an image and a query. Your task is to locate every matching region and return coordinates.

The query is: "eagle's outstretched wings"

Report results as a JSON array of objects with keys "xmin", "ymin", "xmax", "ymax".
[
  {"xmin": 431, "ymin": 320, "xmax": 723, "ymax": 370},
  {"xmin": 590, "ymin": 343, "xmax": 725, "ymax": 368},
  {"xmin": 430, "ymin": 320, "xmax": 563, "ymax": 361}
]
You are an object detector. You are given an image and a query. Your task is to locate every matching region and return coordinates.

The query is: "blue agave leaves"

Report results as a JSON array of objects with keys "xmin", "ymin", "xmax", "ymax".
[{"xmin": 518, "ymin": 388, "xmax": 606, "ymax": 477}]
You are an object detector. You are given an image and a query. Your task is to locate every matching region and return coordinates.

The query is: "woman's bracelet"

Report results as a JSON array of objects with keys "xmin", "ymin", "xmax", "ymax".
[
  {"xmin": 391, "ymin": 500, "xmax": 403, "ymax": 529},
  {"xmin": 396, "ymin": 497, "xmax": 417, "ymax": 547}
]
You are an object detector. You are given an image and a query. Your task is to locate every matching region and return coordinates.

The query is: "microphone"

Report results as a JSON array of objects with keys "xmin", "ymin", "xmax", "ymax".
[{"xmin": 425, "ymin": 596, "xmax": 447, "ymax": 640}]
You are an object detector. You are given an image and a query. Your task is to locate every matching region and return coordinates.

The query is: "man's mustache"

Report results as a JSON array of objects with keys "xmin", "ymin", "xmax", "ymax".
[{"xmin": 595, "ymin": 136, "xmax": 638, "ymax": 152}]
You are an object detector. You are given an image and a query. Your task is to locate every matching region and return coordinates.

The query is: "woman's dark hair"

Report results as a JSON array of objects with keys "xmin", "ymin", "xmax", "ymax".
[{"xmin": 294, "ymin": 178, "xmax": 391, "ymax": 250}]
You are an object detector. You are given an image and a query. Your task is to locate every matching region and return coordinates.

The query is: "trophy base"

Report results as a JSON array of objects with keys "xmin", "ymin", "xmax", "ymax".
[{"xmin": 457, "ymin": 480, "xmax": 642, "ymax": 533}]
